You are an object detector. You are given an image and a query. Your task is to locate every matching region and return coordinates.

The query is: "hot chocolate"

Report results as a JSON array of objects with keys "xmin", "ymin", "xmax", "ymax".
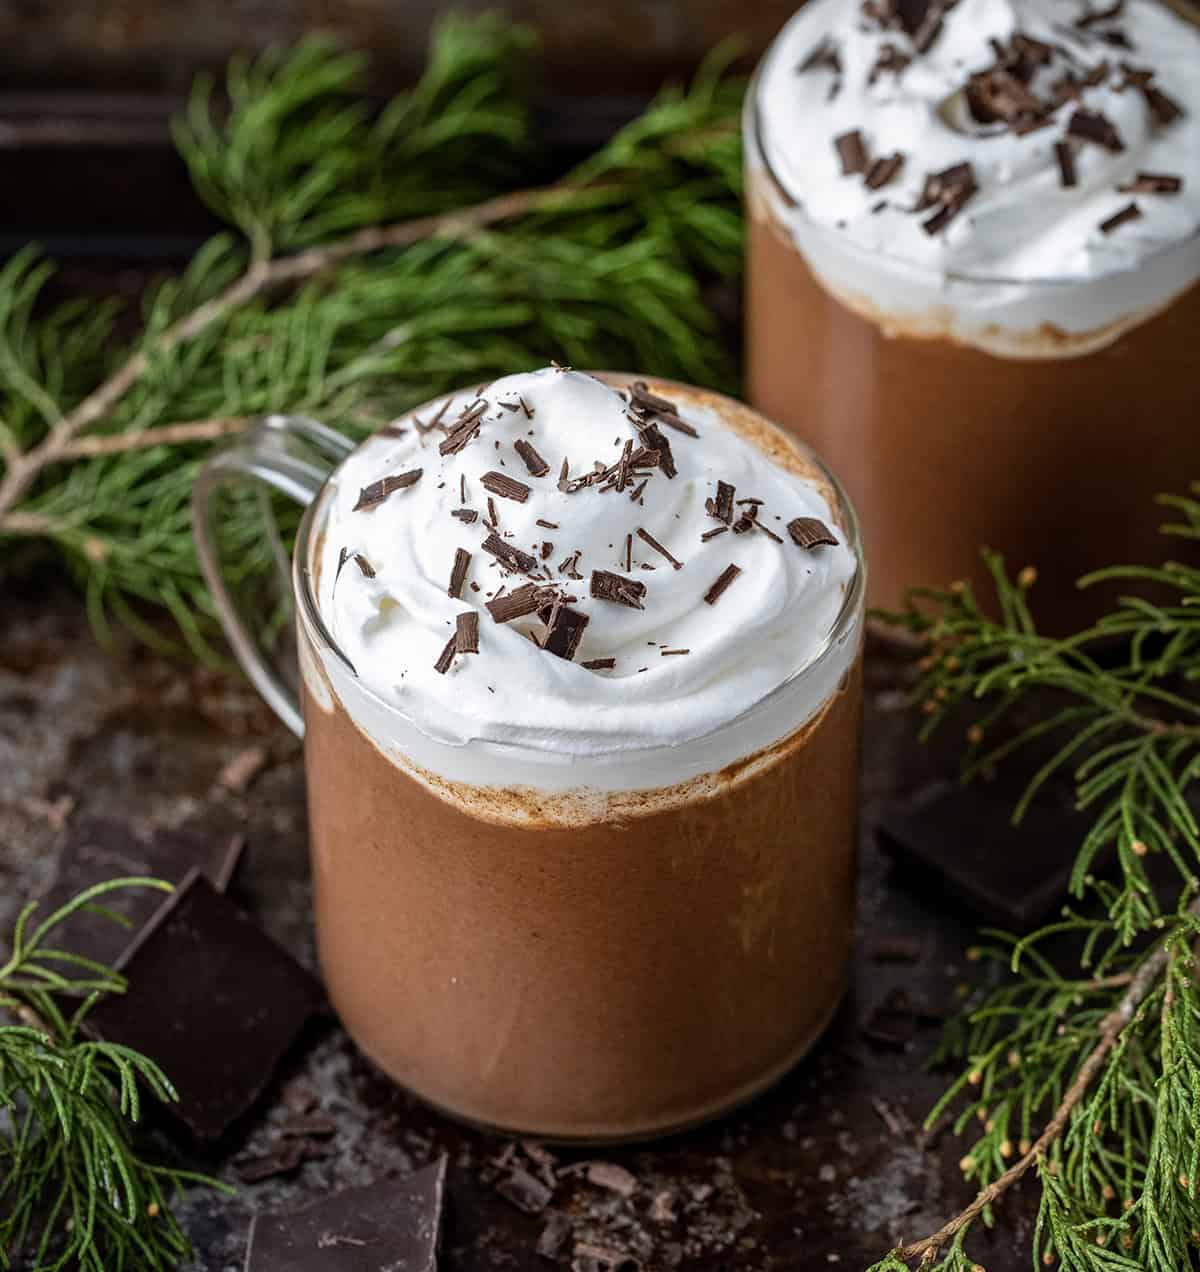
[
  {"xmin": 745, "ymin": 0, "xmax": 1200, "ymax": 628},
  {"xmin": 297, "ymin": 368, "xmax": 864, "ymax": 1139}
]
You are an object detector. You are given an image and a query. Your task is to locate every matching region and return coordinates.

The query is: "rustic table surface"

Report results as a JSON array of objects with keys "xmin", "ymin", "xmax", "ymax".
[{"xmin": 0, "ymin": 574, "xmax": 1038, "ymax": 1271}]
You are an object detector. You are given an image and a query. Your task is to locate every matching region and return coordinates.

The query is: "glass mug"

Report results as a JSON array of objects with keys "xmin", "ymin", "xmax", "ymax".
[{"xmin": 192, "ymin": 376, "xmax": 865, "ymax": 1141}]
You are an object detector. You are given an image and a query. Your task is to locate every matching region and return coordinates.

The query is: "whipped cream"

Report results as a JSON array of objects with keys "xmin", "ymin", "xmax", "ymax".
[
  {"xmin": 303, "ymin": 369, "xmax": 859, "ymax": 803},
  {"xmin": 751, "ymin": 0, "xmax": 1200, "ymax": 351}
]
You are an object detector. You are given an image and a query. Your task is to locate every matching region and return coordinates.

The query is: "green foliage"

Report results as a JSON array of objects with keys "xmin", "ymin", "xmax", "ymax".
[
  {"xmin": 0, "ymin": 21, "xmax": 745, "ymax": 657},
  {"xmin": 876, "ymin": 487, "xmax": 1200, "ymax": 1271},
  {"xmin": 0, "ymin": 879, "xmax": 229, "ymax": 1270}
]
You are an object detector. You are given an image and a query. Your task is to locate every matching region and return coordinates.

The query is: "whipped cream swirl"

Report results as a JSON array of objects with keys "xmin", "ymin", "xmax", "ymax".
[
  {"xmin": 752, "ymin": 0, "xmax": 1200, "ymax": 347},
  {"xmin": 307, "ymin": 369, "xmax": 857, "ymax": 791}
]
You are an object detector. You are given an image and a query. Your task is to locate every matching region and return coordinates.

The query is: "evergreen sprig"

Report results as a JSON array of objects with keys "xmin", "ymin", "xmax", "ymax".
[
  {"xmin": 0, "ymin": 19, "xmax": 745, "ymax": 657},
  {"xmin": 870, "ymin": 486, "xmax": 1200, "ymax": 1272},
  {"xmin": 0, "ymin": 879, "xmax": 228, "ymax": 1270}
]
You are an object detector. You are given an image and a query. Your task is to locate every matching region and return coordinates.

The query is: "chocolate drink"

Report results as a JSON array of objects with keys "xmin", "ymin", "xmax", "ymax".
[
  {"xmin": 745, "ymin": 0, "xmax": 1200, "ymax": 630},
  {"xmin": 295, "ymin": 368, "xmax": 864, "ymax": 1140}
]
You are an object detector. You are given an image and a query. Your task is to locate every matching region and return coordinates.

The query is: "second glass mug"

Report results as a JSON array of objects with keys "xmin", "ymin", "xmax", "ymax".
[{"xmin": 192, "ymin": 377, "xmax": 865, "ymax": 1141}]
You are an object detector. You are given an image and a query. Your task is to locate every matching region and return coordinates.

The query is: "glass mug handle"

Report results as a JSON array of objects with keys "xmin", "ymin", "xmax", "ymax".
[{"xmin": 191, "ymin": 414, "xmax": 355, "ymax": 738}]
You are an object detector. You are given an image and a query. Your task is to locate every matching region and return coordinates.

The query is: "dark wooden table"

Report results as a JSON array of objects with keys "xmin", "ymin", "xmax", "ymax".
[{"xmin": 0, "ymin": 575, "xmax": 1039, "ymax": 1270}]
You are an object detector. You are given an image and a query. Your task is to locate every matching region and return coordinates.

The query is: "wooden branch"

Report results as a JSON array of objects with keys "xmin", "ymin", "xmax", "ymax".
[{"xmin": 58, "ymin": 416, "xmax": 252, "ymax": 458}]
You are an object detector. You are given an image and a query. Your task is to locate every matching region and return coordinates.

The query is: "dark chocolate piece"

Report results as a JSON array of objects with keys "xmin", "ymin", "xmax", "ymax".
[
  {"xmin": 703, "ymin": 563, "xmax": 742, "ymax": 606},
  {"xmin": 434, "ymin": 633, "xmax": 458, "ymax": 675},
  {"xmin": 456, "ymin": 611, "xmax": 480, "ymax": 654},
  {"xmin": 497, "ymin": 1166, "xmax": 553, "ymax": 1214},
  {"xmin": 660, "ymin": 648, "xmax": 690, "ymax": 657},
  {"xmin": 451, "ymin": 508, "xmax": 478, "ymax": 524},
  {"xmin": 1074, "ymin": 0, "xmax": 1123, "ymax": 28},
  {"xmin": 487, "ymin": 496, "xmax": 500, "ymax": 528},
  {"xmin": 235, "ymin": 1138, "xmax": 309, "ymax": 1183},
  {"xmin": 438, "ymin": 402, "xmax": 487, "ymax": 456},
  {"xmin": 481, "ymin": 471, "xmax": 531, "ymax": 503},
  {"xmin": 486, "ymin": 583, "xmax": 552, "ymax": 623},
  {"xmin": 798, "ymin": 39, "xmax": 841, "ymax": 74},
  {"xmin": 1142, "ymin": 84, "xmax": 1184, "ymax": 127},
  {"xmin": 834, "ymin": 129, "xmax": 869, "ymax": 175},
  {"xmin": 911, "ymin": 5, "xmax": 943, "ymax": 53},
  {"xmin": 352, "ymin": 470, "xmax": 422, "ymax": 511},
  {"xmin": 38, "ymin": 818, "xmax": 245, "ymax": 973},
  {"xmin": 1067, "ymin": 108, "xmax": 1125, "ymax": 151},
  {"xmin": 86, "ymin": 870, "xmax": 323, "ymax": 1141},
  {"xmin": 538, "ymin": 1215, "xmax": 574, "ymax": 1259},
  {"xmin": 1055, "ymin": 140, "xmax": 1078, "ymax": 188},
  {"xmin": 701, "ymin": 525, "xmax": 729, "ymax": 542},
  {"xmin": 1099, "ymin": 201, "xmax": 1142, "ymax": 233},
  {"xmin": 636, "ymin": 422, "xmax": 676, "ymax": 479},
  {"xmin": 448, "ymin": 547, "xmax": 471, "ymax": 599},
  {"xmin": 481, "ymin": 532, "xmax": 537, "ymax": 575},
  {"xmin": 755, "ymin": 519, "xmax": 784, "ymax": 544},
  {"xmin": 628, "ymin": 380, "xmax": 699, "ymax": 436},
  {"xmin": 244, "ymin": 1158, "xmax": 446, "ymax": 1271},
  {"xmin": 542, "ymin": 606, "xmax": 590, "ymax": 661},
  {"xmin": 706, "ymin": 480, "xmax": 735, "ymax": 524},
  {"xmin": 590, "ymin": 570, "xmax": 647, "ymax": 610},
  {"xmin": 865, "ymin": 153, "xmax": 904, "ymax": 190},
  {"xmin": 536, "ymin": 518, "xmax": 559, "ymax": 529},
  {"xmin": 636, "ymin": 528, "xmax": 683, "ymax": 571},
  {"xmin": 1117, "ymin": 171, "xmax": 1183, "ymax": 194},
  {"xmin": 581, "ymin": 657, "xmax": 616, "ymax": 670},
  {"xmin": 787, "ymin": 516, "xmax": 839, "ymax": 549},
  {"xmin": 514, "ymin": 439, "xmax": 550, "ymax": 477},
  {"xmin": 868, "ymin": 43, "xmax": 911, "ymax": 83},
  {"xmin": 917, "ymin": 161, "xmax": 978, "ymax": 234}
]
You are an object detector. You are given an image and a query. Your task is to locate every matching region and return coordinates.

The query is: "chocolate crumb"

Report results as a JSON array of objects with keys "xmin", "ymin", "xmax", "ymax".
[
  {"xmin": 755, "ymin": 520, "xmax": 784, "ymax": 544},
  {"xmin": 624, "ymin": 533, "xmax": 633, "ymax": 573},
  {"xmin": 788, "ymin": 516, "xmax": 840, "ymax": 549},
  {"xmin": 660, "ymin": 648, "xmax": 690, "ymax": 656},
  {"xmin": 834, "ymin": 129, "xmax": 869, "ymax": 175},
  {"xmin": 706, "ymin": 480, "xmax": 736, "ymax": 524},
  {"xmin": 798, "ymin": 38, "xmax": 841, "ymax": 74},
  {"xmin": 1067, "ymin": 108, "xmax": 1125, "ymax": 151},
  {"xmin": 590, "ymin": 569, "xmax": 647, "ymax": 610},
  {"xmin": 451, "ymin": 507, "xmax": 478, "ymax": 524},
  {"xmin": 1098, "ymin": 200, "xmax": 1142, "ymax": 233},
  {"xmin": 487, "ymin": 497, "xmax": 499, "ymax": 528},
  {"xmin": 481, "ymin": 532, "xmax": 537, "ymax": 575},
  {"xmin": 456, "ymin": 611, "xmax": 479, "ymax": 654},
  {"xmin": 481, "ymin": 471, "xmax": 531, "ymax": 503},
  {"xmin": 497, "ymin": 1167, "xmax": 552, "ymax": 1215},
  {"xmin": 703, "ymin": 563, "xmax": 742, "ymax": 606},
  {"xmin": 540, "ymin": 541, "xmax": 554, "ymax": 560},
  {"xmin": 353, "ymin": 469, "xmax": 422, "ymax": 511},
  {"xmin": 448, "ymin": 548, "xmax": 471, "ymax": 598},
  {"xmin": 536, "ymin": 519, "xmax": 559, "ymax": 529},
  {"xmin": 538, "ymin": 1215, "xmax": 573, "ymax": 1259},
  {"xmin": 1055, "ymin": 140, "xmax": 1078, "ymax": 188},
  {"xmin": 636, "ymin": 527, "xmax": 683, "ymax": 570},
  {"xmin": 701, "ymin": 525, "xmax": 729, "ymax": 542},
  {"xmin": 865, "ymin": 153, "xmax": 904, "ymax": 189},
  {"xmin": 636, "ymin": 422, "xmax": 676, "ymax": 479},
  {"xmin": 582, "ymin": 657, "xmax": 616, "ymax": 670},
  {"xmin": 1142, "ymin": 84, "xmax": 1183, "ymax": 127},
  {"xmin": 628, "ymin": 478, "xmax": 649, "ymax": 504},
  {"xmin": 1117, "ymin": 171, "xmax": 1183, "ymax": 194},
  {"xmin": 1075, "ymin": 0, "xmax": 1124, "ymax": 28},
  {"xmin": 434, "ymin": 633, "xmax": 458, "ymax": 675},
  {"xmin": 514, "ymin": 439, "xmax": 551, "ymax": 478}
]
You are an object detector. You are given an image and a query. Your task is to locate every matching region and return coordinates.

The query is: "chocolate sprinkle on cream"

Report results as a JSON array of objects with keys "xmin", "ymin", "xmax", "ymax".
[
  {"xmin": 660, "ymin": 648, "xmax": 690, "ymax": 656},
  {"xmin": 535, "ymin": 518, "xmax": 558, "ymax": 529},
  {"xmin": 834, "ymin": 129, "xmax": 869, "ymax": 175},
  {"xmin": 1118, "ymin": 171, "xmax": 1183, "ymax": 193},
  {"xmin": 481, "ymin": 532, "xmax": 537, "ymax": 575},
  {"xmin": 703, "ymin": 563, "xmax": 742, "ymax": 606},
  {"xmin": 1067, "ymin": 108, "xmax": 1125, "ymax": 152},
  {"xmin": 353, "ymin": 469, "xmax": 422, "ymax": 511},
  {"xmin": 917, "ymin": 161, "xmax": 978, "ymax": 235},
  {"xmin": 456, "ymin": 611, "xmax": 479, "ymax": 654},
  {"xmin": 481, "ymin": 471, "xmax": 531, "ymax": 503},
  {"xmin": 636, "ymin": 527, "xmax": 684, "ymax": 570},
  {"xmin": 798, "ymin": 38, "xmax": 841, "ymax": 74},
  {"xmin": 542, "ymin": 606, "xmax": 589, "ymax": 661},
  {"xmin": 629, "ymin": 381, "xmax": 700, "ymax": 437},
  {"xmin": 451, "ymin": 508, "xmax": 478, "ymax": 524},
  {"xmin": 788, "ymin": 516, "xmax": 840, "ymax": 549},
  {"xmin": 1055, "ymin": 140, "xmax": 1078, "ymax": 188},
  {"xmin": 434, "ymin": 632, "xmax": 458, "ymax": 675},
  {"xmin": 514, "ymin": 439, "xmax": 551, "ymax": 477},
  {"xmin": 448, "ymin": 547, "xmax": 471, "ymax": 599},
  {"xmin": 591, "ymin": 569, "xmax": 647, "ymax": 610},
  {"xmin": 865, "ymin": 153, "xmax": 904, "ymax": 190},
  {"xmin": 701, "ymin": 525, "xmax": 729, "ymax": 542},
  {"xmin": 706, "ymin": 480, "xmax": 735, "ymax": 524},
  {"xmin": 1099, "ymin": 200, "xmax": 1142, "ymax": 233},
  {"xmin": 582, "ymin": 657, "xmax": 616, "ymax": 670},
  {"xmin": 486, "ymin": 583, "xmax": 552, "ymax": 624},
  {"xmin": 1142, "ymin": 84, "xmax": 1184, "ymax": 127},
  {"xmin": 636, "ymin": 421, "xmax": 676, "ymax": 479}
]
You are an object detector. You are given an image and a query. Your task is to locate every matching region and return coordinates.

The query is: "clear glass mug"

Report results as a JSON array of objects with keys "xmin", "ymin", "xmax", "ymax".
[
  {"xmin": 192, "ymin": 380, "xmax": 866, "ymax": 1141},
  {"xmin": 743, "ymin": 28, "xmax": 1200, "ymax": 633}
]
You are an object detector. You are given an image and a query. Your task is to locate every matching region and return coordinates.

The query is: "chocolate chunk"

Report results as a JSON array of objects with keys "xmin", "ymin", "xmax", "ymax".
[
  {"xmin": 865, "ymin": 153, "xmax": 904, "ymax": 189},
  {"xmin": 542, "ymin": 606, "xmax": 590, "ymax": 661},
  {"xmin": 636, "ymin": 527, "xmax": 683, "ymax": 570},
  {"xmin": 660, "ymin": 648, "xmax": 690, "ymax": 656},
  {"xmin": 875, "ymin": 783, "xmax": 1095, "ymax": 929},
  {"xmin": 245, "ymin": 1158, "xmax": 446, "ymax": 1271},
  {"xmin": 536, "ymin": 519, "xmax": 559, "ymax": 529},
  {"xmin": 456, "ymin": 611, "xmax": 480, "ymax": 654},
  {"xmin": 787, "ymin": 516, "xmax": 839, "ymax": 549},
  {"xmin": 636, "ymin": 422, "xmax": 676, "ymax": 479},
  {"xmin": 629, "ymin": 381, "xmax": 699, "ymax": 437},
  {"xmin": 911, "ymin": 5, "xmax": 943, "ymax": 53},
  {"xmin": 481, "ymin": 471, "xmax": 531, "ymax": 503},
  {"xmin": 834, "ymin": 129, "xmax": 869, "ymax": 175},
  {"xmin": 732, "ymin": 510, "xmax": 758, "ymax": 534},
  {"xmin": 703, "ymin": 563, "xmax": 742, "ymax": 606},
  {"xmin": 433, "ymin": 632, "xmax": 458, "ymax": 675},
  {"xmin": 1118, "ymin": 171, "xmax": 1183, "ymax": 194},
  {"xmin": 1055, "ymin": 140, "xmax": 1078, "ymax": 188},
  {"xmin": 1067, "ymin": 108, "xmax": 1125, "ymax": 151},
  {"xmin": 486, "ymin": 583, "xmax": 553, "ymax": 623},
  {"xmin": 38, "ymin": 818, "xmax": 244, "ymax": 973},
  {"xmin": 868, "ymin": 43, "xmax": 911, "ymax": 83},
  {"xmin": 451, "ymin": 508, "xmax": 478, "ymax": 524},
  {"xmin": 917, "ymin": 161, "xmax": 978, "ymax": 234},
  {"xmin": 590, "ymin": 570, "xmax": 647, "ymax": 610},
  {"xmin": 481, "ymin": 531, "xmax": 537, "ymax": 575},
  {"xmin": 85, "ymin": 870, "xmax": 324, "ymax": 1140},
  {"xmin": 448, "ymin": 547, "xmax": 471, "ymax": 599},
  {"xmin": 514, "ymin": 439, "xmax": 550, "ymax": 477},
  {"xmin": 497, "ymin": 1166, "xmax": 554, "ymax": 1214},
  {"xmin": 352, "ymin": 470, "xmax": 422, "ymax": 511},
  {"xmin": 1142, "ymin": 84, "xmax": 1184, "ymax": 127},
  {"xmin": 487, "ymin": 496, "xmax": 500, "ymax": 528},
  {"xmin": 701, "ymin": 525, "xmax": 729, "ymax": 542},
  {"xmin": 706, "ymin": 480, "xmax": 736, "ymax": 525},
  {"xmin": 1099, "ymin": 201, "xmax": 1142, "ymax": 233},
  {"xmin": 439, "ymin": 404, "xmax": 486, "ymax": 456},
  {"xmin": 581, "ymin": 657, "xmax": 616, "ymax": 670}
]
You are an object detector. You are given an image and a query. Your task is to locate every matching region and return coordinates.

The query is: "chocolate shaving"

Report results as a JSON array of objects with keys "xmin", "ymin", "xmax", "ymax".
[
  {"xmin": 1074, "ymin": 0, "xmax": 1123, "ymax": 28},
  {"xmin": 911, "ymin": 5, "xmax": 944, "ymax": 53},
  {"xmin": 1067, "ymin": 108, "xmax": 1125, "ymax": 151},
  {"xmin": 434, "ymin": 633, "xmax": 458, "ymax": 675},
  {"xmin": 497, "ymin": 1168, "xmax": 553, "ymax": 1215},
  {"xmin": 540, "ymin": 541, "xmax": 554, "ymax": 559},
  {"xmin": 706, "ymin": 480, "xmax": 735, "ymax": 524},
  {"xmin": 1117, "ymin": 171, "xmax": 1183, "ymax": 194},
  {"xmin": 798, "ymin": 39, "xmax": 841, "ymax": 74},
  {"xmin": 660, "ymin": 648, "xmax": 690, "ymax": 656},
  {"xmin": 451, "ymin": 508, "xmax": 478, "ymax": 524},
  {"xmin": 1098, "ymin": 201, "xmax": 1142, "ymax": 233},
  {"xmin": 755, "ymin": 520, "xmax": 784, "ymax": 544},
  {"xmin": 732, "ymin": 509, "xmax": 758, "ymax": 534},
  {"xmin": 481, "ymin": 532, "xmax": 537, "ymax": 575},
  {"xmin": 582, "ymin": 657, "xmax": 616, "ymax": 670},
  {"xmin": 352, "ymin": 554, "xmax": 377, "ymax": 578},
  {"xmin": 701, "ymin": 525, "xmax": 729, "ymax": 542},
  {"xmin": 637, "ymin": 422, "xmax": 676, "ymax": 479},
  {"xmin": 1142, "ymin": 85, "xmax": 1184, "ymax": 127},
  {"xmin": 865, "ymin": 153, "xmax": 904, "ymax": 190},
  {"xmin": 629, "ymin": 478, "xmax": 649, "ymax": 504},
  {"xmin": 703, "ymin": 564, "xmax": 742, "ymax": 606},
  {"xmin": 624, "ymin": 533, "xmax": 633, "ymax": 573},
  {"xmin": 917, "ymin": 161, "xmax": 978, "ymax": 235},
  {"xmin": 486, "ymin": 583, "xmax": 552, "ymax": 623},
  {"xmin": 869, "ymin": 43, "xmax": 911, "ymax": 84},
  {"xmin": 536, "ymin": 519, "xmax": 559, "ymax": 529},
  {"xmin": 834, "ymin": 129, "xmax": 869, "ymax": 175},
  {"xmin": 514, "ymin": 439, "xmax": 550, "ymax": 478},
  {"xmin": 787, "ymin": 516, "xmax": 840, "ymax": 549},
  {"xmin": 590, "ymin": 570, "xmax": 647, "ymax": 610},
  {"xmin": 353, "ymin": 469, "xmax": 422, "ymax": 511},
  {"xmin": 481, "ymin": 471, "xmax": 531, "ymax": 503},
  {"xmin": 1055, "ymin": 140, "xmax": 1078, "ymax": 188},
  {"xmin": 377, "ymin": 425, "xmax": 407, "ymax": 438},
  {"xmin": 448, "ymin": 547, "xmax": 471, "ymax": 599},
  {"xmin": 438, "ymin": 400, "xmax": 488, "ymax": 456},
  {"xmin": 455, "ymin": 611, "xmax": 479, "ymax": 654},
  {"xmin": 542, "ymin": 606, "xmax": 589, "ymax": 661},
  {"xmin": 629, "ymin": 381, "xmax": 699, "ymax": 437},
  {"xmin": 559, "ymin": 549, "xmax": 584, "ymax": 579},
  {"xmin": 636, "ymin": 527, "xmax": 683, "ymax": 570}
]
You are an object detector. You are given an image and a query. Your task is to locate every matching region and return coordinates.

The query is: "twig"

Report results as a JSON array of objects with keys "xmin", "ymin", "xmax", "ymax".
[
  {"xmin": 0, "ymin": 182, "xmax": 579, "ymax": 522},
  {"xmin": 58, "ymin": 415, "xmax": 252, "ymax": 458},
  {"xmin": 895, "ymin": 894, "xmax": 1200, "ymax": 1264}
]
